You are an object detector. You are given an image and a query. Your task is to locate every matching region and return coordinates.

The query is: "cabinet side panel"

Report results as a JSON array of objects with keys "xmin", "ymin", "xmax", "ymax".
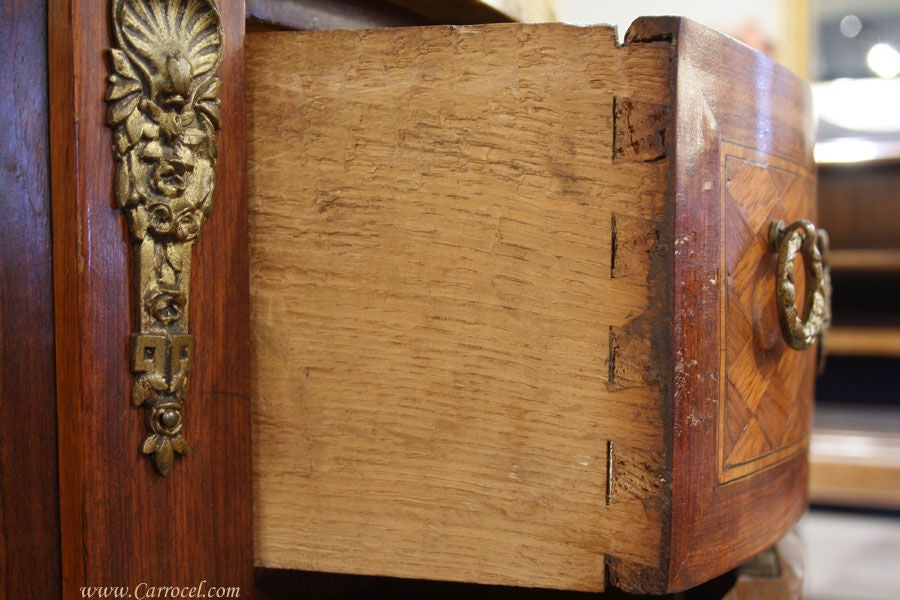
[
  {"xmin": 632, "ymin": 17, "xmax": 816, "ymax": 592},
  {"xmin": 49, "ymin": 1, "xmax": 252, "ymax": 597},
  {"xmin": 0, "ymin": 2, "xmax": 62, "ymax": 596},
  {"xmin": 249, "ymin": 24, "xmax": 672, "ymax": 592}
]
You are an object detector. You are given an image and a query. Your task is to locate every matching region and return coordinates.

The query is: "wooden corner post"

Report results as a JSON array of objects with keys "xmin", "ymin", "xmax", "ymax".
[{"xmin": 49, "ymin": 0, "xmax": 252, "ymax": 596}]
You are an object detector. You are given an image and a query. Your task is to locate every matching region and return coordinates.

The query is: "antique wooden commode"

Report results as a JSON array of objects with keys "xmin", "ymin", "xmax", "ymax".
[{"xmin": 1, "ymin": 1, "xmax": 827, "ymax": 598}]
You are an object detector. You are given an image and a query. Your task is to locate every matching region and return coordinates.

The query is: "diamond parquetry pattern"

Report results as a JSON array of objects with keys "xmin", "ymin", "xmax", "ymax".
[{"xmin": 720, "ymin": 149, "xmax": 815, "ymax": 482}]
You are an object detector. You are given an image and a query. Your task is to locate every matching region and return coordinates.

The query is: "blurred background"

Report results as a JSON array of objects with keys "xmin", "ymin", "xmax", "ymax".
[{"xmin": 551, "ymin": 1, "xmax": 900, "ymax": 599}]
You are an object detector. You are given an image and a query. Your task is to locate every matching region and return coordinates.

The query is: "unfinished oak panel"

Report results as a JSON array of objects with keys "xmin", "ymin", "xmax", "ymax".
[{"xmin": 249, "ymin": 24, "xmax": 672, "ymax": 592}]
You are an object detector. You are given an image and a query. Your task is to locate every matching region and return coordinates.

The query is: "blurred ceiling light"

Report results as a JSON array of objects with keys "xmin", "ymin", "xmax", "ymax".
[
  {"xmin": 814, "ymin": 138, "xmax": 878, "ymax": 163},
  {"xmin": 813, "ymin": 78, "xmax": 900, "ymax": 133},
  {"xmin": 840, "ymin": 14, "xmax": 862, "ymax": 38},
  {"xmin": 867, "ymin": 43, "xmax": 900, "ymax": 79}
]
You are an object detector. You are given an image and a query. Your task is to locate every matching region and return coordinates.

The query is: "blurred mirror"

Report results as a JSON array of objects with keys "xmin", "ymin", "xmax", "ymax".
[
  {"xmin": 813, "ymin": 0, "xmax": 900, "ymax": 80},
  {"xmin": 812, "ymin": 0, "xmax": 900, "ymax": 163}
]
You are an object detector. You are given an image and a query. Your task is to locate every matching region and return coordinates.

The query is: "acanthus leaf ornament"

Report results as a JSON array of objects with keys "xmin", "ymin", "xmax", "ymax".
[{"xmin": 107, "ymin": 0, "xmax": 224, "ymax": 476}]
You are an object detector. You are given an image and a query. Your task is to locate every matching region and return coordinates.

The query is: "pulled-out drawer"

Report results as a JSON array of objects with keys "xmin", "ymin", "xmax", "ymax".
[{"xmin": 247, "ymin": 17, "xmax": 824, "ymax": 594}]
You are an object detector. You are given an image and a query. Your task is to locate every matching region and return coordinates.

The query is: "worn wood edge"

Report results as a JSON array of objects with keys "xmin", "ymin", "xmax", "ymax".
[
  {"xmin": 601, "ymin": 17, "xmax": 682, "ymax": 596},
  {"xmin": 49, "ymin": 1, "xmax": 253, "ymax": 596},
  {"xmin": 662, "ymin": 17, "xmax": 815, "ymax": 593},
  {"xmin": 624, "ymin": 16, "xmax": 681, "ymax": 45}
]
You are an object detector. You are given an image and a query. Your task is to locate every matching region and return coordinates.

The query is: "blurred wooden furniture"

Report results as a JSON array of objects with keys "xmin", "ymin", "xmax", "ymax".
[
  {"xmin": 812, "ymin": 155, "xmax": 900, "ymax": 510},
  {"xmin": 2, "ymin": 1, "xmax": 818, "ymax": 598},
  {"xmin": 818, "ymin": 161, "xmax": 900, "ymax": 352},
  {"xmin": 811, "ymin": 428, "xmax": 900, "ymax": 509}
]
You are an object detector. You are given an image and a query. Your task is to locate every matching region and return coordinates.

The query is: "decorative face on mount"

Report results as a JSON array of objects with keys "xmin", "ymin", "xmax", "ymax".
[
  {"xmin": 107, "ymin": 0, "xmax": 224, "ymax": 476},
  {"xmin": 107, "ymin": 0, "xmax": 223, "ymax": 244}
]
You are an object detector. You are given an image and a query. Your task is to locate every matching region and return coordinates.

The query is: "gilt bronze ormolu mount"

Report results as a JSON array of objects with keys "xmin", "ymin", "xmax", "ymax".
[{"xmin": 107, "ymin": 0, "xmax": 224, "ymax": 475}]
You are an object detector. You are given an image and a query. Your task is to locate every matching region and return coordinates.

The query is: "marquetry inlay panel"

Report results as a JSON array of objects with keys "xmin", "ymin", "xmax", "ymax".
[{"xmin": 718, "ymin": 142, "xmax": 816, "ymax": 483}]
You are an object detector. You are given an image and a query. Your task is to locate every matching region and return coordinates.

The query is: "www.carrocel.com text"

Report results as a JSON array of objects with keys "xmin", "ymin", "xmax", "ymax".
[{"xmin": 80, "ymin": 581, "xmax": 240, "ymax": 599}]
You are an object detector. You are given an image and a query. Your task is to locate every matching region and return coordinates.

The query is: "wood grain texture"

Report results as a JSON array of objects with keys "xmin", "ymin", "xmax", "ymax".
[
  {"xmin": 719, "ymin": 143, "xmax": 814, "ymax": 482},
  {"xmin": 249, "ymin": 24, "xmax": 673, "ymax": 593},
  {"xmin": 622, "ymin": 17, "xmax": 816, "ymax": 592},
  {"xmin": 49, "ymin": 1, "xmax": 252, "ymax": 597},
  {"xmin": 0, "ymin": 1, "xmax": 62, "ymax": 597}
]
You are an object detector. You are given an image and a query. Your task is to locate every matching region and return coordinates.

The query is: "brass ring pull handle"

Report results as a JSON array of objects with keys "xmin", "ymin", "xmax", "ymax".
[{"xmin": 768, "ymin": 220, "xmax": 832, "ymax": 353}]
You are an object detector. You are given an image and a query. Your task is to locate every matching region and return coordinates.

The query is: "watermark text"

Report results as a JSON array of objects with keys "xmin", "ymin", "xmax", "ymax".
[{"xmin": 80, "ymin": 581, "xmax": 240, "ymax": 599}]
